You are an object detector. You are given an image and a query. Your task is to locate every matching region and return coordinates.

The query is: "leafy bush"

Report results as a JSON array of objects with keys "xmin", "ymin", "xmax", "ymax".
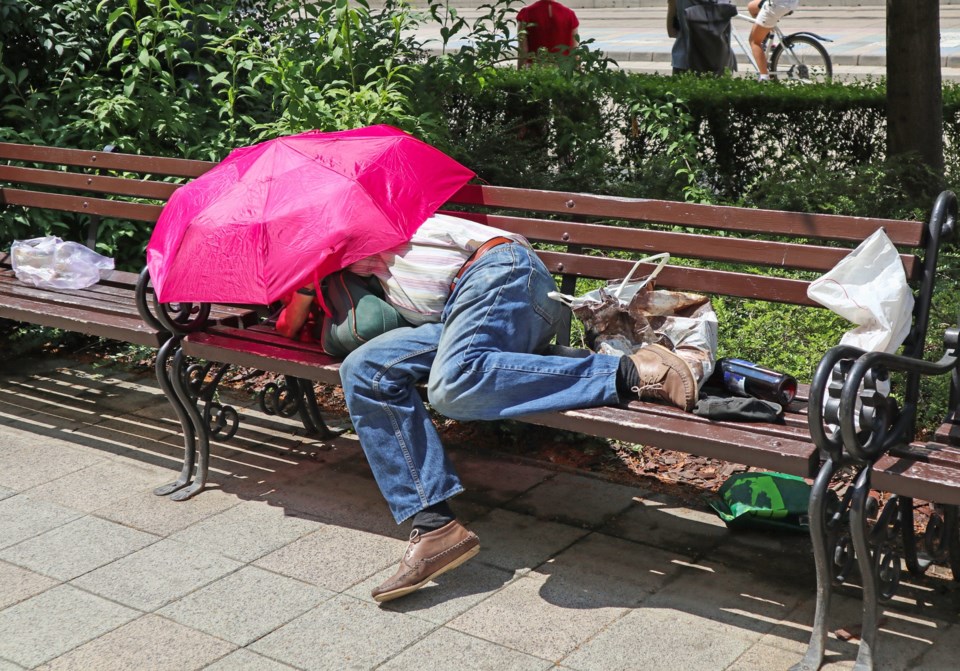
[{"xmin": 4, "ymin": 0, "xmax": 960, "ymax": 434}]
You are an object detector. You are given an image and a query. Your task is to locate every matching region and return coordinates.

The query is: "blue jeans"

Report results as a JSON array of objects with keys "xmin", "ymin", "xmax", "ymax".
[{"xmin": 339, "ymin": 243, "xmax": 622, "ymax": 523}]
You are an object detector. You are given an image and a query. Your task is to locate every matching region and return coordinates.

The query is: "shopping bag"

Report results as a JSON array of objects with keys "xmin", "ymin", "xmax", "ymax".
[
  {"xmin": 549, "ymin": 254, "xmax": 719, "ymax": 385},
  {"xmin": 710, "ymin": 472, "xmax": 811, "ymax": 532},
  {"xmin": 806, "ymin": 228, "xmax": 914, "ymax": 354},
  {"xmin": 10, "ymin": 236, "xmax": 115, "ymax": 290},
  {"xmin": 684, "ymin": 0, "xmax": 738, "ymax": 75}
]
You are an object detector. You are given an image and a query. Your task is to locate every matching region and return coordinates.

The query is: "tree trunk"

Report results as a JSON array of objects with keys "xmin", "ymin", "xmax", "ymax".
[{"xmin": 886, "ymin": 0, "xmax": 944, "ymax": 178}]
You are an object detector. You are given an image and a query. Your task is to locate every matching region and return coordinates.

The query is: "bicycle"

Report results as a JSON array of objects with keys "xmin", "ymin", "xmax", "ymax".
[{"xmin": 730, "ymin": 10, "xmax": 833, "ymax": 82}]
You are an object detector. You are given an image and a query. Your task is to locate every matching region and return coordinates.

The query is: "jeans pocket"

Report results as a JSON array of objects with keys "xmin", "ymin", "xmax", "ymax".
[{"xmin": 528, "ymin": 258, "xmax": 564, "ymax": 328}]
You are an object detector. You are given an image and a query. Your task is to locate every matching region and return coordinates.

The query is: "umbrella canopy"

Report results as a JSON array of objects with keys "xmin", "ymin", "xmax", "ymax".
[{"xmin": 147, "ymin": 125, "xmax": 475, "ymax": 304}]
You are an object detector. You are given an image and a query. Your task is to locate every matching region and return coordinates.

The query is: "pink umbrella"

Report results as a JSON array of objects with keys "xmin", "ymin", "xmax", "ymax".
[{"xmin": 147, "ymin": 125, "xmax": 475, "ymax": 304}]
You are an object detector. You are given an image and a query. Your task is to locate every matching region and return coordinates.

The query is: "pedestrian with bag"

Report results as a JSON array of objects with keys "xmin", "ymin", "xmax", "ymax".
[
  {"xmin": 668, "ymin": 0, "xmax": 737, "ymax": 75},
  {"xmin": 277, "ymin": 212, "xmax": 700, "ymax": 602}
]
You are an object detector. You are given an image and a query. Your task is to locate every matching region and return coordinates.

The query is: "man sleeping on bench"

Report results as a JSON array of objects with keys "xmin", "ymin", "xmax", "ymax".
[{"xmin": 277, "ymin": 212, "xmax": 697, "ymax": 603}]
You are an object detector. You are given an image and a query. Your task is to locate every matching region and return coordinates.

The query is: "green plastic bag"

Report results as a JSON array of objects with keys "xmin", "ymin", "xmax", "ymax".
[{"xmin": 709, "ymin": 472, "xmax": 811, "ymax": 532}]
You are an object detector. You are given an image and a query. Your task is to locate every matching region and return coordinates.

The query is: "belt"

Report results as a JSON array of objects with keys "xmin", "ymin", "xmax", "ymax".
[{"xmin": 449, "ymin": 236, "xmax": 515, "ymax": 294}]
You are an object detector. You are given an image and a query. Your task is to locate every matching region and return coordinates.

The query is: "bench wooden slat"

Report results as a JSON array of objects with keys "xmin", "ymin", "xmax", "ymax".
[
  {"xmin": 0, "ymin": 294, "xmax": 163, "ymax": 346},
  {"xmin": 1, "ymin": 258, "xmax": 255, "ymax": 338},
  {"xmin": 873, "ymin": 451, "xmax": 960, "ymax": 506},
  {"xmin": 1, "ymin": 260, "xmax": 142, "ymax": 292},
  {"xmin": 0, "ymin": 278, "xmax": 143, "ymax": 314},
  {"xmin": 620, "ymin": 399, "xmax": 815, "ymax": 443},
  {"xmin": 1, "ymin": 267, "xmax": 141, "ymax": 300},
  {"xmin": 0, "ymin": 165, "xmax": 181, "ymax": 200},
  {"xmin": 1, "ymin": 188, "xmax": 163, "ymax": 222},
  {"xmin": 0, "ymin": 142, "xmax": 213, "ymax": 178},
  {"xmin": 932, "ymin": 413, "xmax": 960, "ymax": 447},
  {"xmin": 445, "ymin": 210, "xmax": 922, "ymax": 279},
  {"xmin": 888, "ymin": 440, "xmax": 960, "ymax": 468},
  {"xmin": 520, "ymin": 405, "xmax": 820, "ymax": 478},
  {"xmin": 449, "ymin": 185, "xmax": 927, "ymax": 246},
  {"xmin": 537, "ymin": 251, "xmax": 817, "ymax": 305},
  {"xmin": 201, "ymin": 325, "xmax": 341, "ymax": 359},
  {"xmin": 183, "ymin": 330, "xmax": 341, "ymax": 383}
]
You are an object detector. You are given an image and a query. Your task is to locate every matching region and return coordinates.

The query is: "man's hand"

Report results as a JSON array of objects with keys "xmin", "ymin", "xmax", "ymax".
[{"xmin": 275, "ymin": 286, "xmax": 316, "ymax": 339}]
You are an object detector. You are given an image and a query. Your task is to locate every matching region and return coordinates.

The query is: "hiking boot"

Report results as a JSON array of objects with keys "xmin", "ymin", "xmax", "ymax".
[
  {"xmin": 628, "ymin": 344, "xmax": 698, "ymax": 411},
  {"xmin": 372, "ymin": 520, "xmax": 480, "ymax": 603}
]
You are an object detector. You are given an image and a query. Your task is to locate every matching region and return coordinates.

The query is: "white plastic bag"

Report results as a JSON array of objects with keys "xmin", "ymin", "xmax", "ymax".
[
  {"xmin": 10, "ymin": 236, "xmax": 115, "ymax": 290},
  {"xmin": 549, "ymin": 253, "xmax": 719, "ymax": 386},
  {"xmin": 806, "ymin": 229, "xmax": 913, "ymax": 354},
  {"xmin": 549, "ymin": 253, "xmax": 670, "ymax": 309}
]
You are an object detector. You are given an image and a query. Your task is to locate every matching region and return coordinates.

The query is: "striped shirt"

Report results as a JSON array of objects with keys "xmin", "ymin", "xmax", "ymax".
[{"xmin": 347, "ymin": 213, "xmax": 529, "ymax": 325}]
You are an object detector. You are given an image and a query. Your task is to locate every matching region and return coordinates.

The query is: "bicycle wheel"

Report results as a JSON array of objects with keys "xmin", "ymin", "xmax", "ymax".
[{"xmin": 771, "ymin": 35, "xmax": 832, "ymax": 83}]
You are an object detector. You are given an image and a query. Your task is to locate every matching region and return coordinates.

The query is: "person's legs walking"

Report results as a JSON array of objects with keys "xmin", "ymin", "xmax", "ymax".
[
  {"xmin": 749, "ymin": 0, "xmax": 794, "ymax": 80},
  {"xmin": 748, "ymin": 0, "xmax": 773, "ymax": 78}
]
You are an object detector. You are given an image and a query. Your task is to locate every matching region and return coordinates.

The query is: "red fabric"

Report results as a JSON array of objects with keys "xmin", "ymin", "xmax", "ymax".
[{"xmin": 518, "ymin": 0, "xmax": 579, "ymax": 57}]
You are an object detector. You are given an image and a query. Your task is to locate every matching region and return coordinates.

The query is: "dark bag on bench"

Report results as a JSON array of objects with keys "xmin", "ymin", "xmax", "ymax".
[
  {"xmin": 318, "ymin": 271, "xmax": 412, "ymax": 358},
  {"xmin": 684, "ymin": 0, "xmax": 738, "ymax": 74}
]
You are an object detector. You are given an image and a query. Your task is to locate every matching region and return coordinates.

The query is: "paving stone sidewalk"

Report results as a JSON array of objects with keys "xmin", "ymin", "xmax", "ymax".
[{"xmin": 1, "ymin": 355, "xmax": 959, "ymax": 670}]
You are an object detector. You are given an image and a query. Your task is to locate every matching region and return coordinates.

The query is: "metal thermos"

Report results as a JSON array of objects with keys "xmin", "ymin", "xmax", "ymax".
[{"xmin": 715, "ymin": 358, "xmax": 798, "ymax": 408}]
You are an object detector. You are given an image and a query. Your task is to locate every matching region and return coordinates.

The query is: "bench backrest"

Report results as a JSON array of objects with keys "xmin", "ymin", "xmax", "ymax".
[
  {"xmin": 0, "ymin": 143, "xmax": 250, "ymax": 343},
  {"xmin": 441, "ymin": 184, "xmax": 935, "ymax": 354},
  {"xmin": 0, "ymin": 141, "xmax": 933, "ymax": 346},
  {"xmin": 443, "ymin": 185, "xmax": 927, "ymax": 307},
  {"xmin": 1, "ymin": 142, "xmax": 926, "ymax": 301},
  {"xmin": 0, "ymin": 142, "xmax": 209, "ymax": 246}
]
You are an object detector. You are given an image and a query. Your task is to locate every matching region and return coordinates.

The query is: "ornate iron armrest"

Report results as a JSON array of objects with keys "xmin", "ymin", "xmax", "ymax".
[
  {"xmin": 809, "ymin": 190, "xmax": 959, "ymax": 466},
  {"xmin": 808, "ymin": 344, "xmax": 869, "ymax": 463},
  {"xmin": 811, "ymin": 327, "xmax": 960, "ymax": 465},
  {"xmin": 836, "ymin": 330, "xmax": 960, "ymax": 462},
  {"xmin": 135, "ymin": 267, "xmax": 212, "ymax": 336}
]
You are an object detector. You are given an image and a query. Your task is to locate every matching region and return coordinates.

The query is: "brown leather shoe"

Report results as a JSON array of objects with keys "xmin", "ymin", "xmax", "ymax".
[
  {"xmin": 627, "ymin": 344, "xmax": 698, "ymax": 411},
  {"xmin": 372, "ymin": 520, "xmax": 480, "ymax": 603}
]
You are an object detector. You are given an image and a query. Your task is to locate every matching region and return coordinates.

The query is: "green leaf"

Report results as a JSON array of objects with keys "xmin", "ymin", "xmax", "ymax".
[
  {"xmin": 107, "ymin": 7, "xmax": 127, "ymax": 27},
  {"xmin": 107, "ymin": 28, "xmax": 130, "ymax": 54}
]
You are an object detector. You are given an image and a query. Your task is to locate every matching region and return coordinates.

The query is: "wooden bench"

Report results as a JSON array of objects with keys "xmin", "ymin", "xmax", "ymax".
[
  {"xmin": 167, "ymin": 184, "xmax": 960, "ymax": 671},
  {"xmin": 4, "ymin": 142, "xmax": 959, "ymax": 671},
  {"xmin": 0, "ymin": 142, "xmax": 258, "ymax": 494}
]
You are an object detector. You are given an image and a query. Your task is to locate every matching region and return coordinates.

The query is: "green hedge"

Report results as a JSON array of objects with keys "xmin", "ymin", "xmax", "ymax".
[
  {"xmin": 3, "ymin": 0, "xmax": 960, "ymax": 431},
  {"xmin": 437, "ymin": 68, "xmax": 956, "ymax": 212}
]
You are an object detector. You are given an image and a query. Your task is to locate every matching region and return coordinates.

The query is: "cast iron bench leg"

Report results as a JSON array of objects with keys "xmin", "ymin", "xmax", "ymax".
[
  {"xmin": 293, "ymin": 377, "xmax": 339, "ymax": 438},
  {"xmin": 168, "ymin": 347, "xmax": 210, "ymax": 501},
  {"xmin": 791, "ymin": 457, "xmax": 840, "ymax": 671},
  {"xmin": 849, "ymin": 466, "xmax": 878, "ymax": 671},
  {"xmin": 258, "ymin": 376, "xmax": 339, "ymax": 438},
  {"xmin": 154, "ymin": 337, "xmax": 197, "ymax": 497},
  {"xmin": 948, "ymin": 506, "xmax": 960, "ymax": 578}
]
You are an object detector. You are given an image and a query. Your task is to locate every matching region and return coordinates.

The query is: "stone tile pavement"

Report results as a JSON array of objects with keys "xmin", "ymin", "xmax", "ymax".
[{"xmin": 1, "ymin": 354, "xmax": 959, "ymax": 669}]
